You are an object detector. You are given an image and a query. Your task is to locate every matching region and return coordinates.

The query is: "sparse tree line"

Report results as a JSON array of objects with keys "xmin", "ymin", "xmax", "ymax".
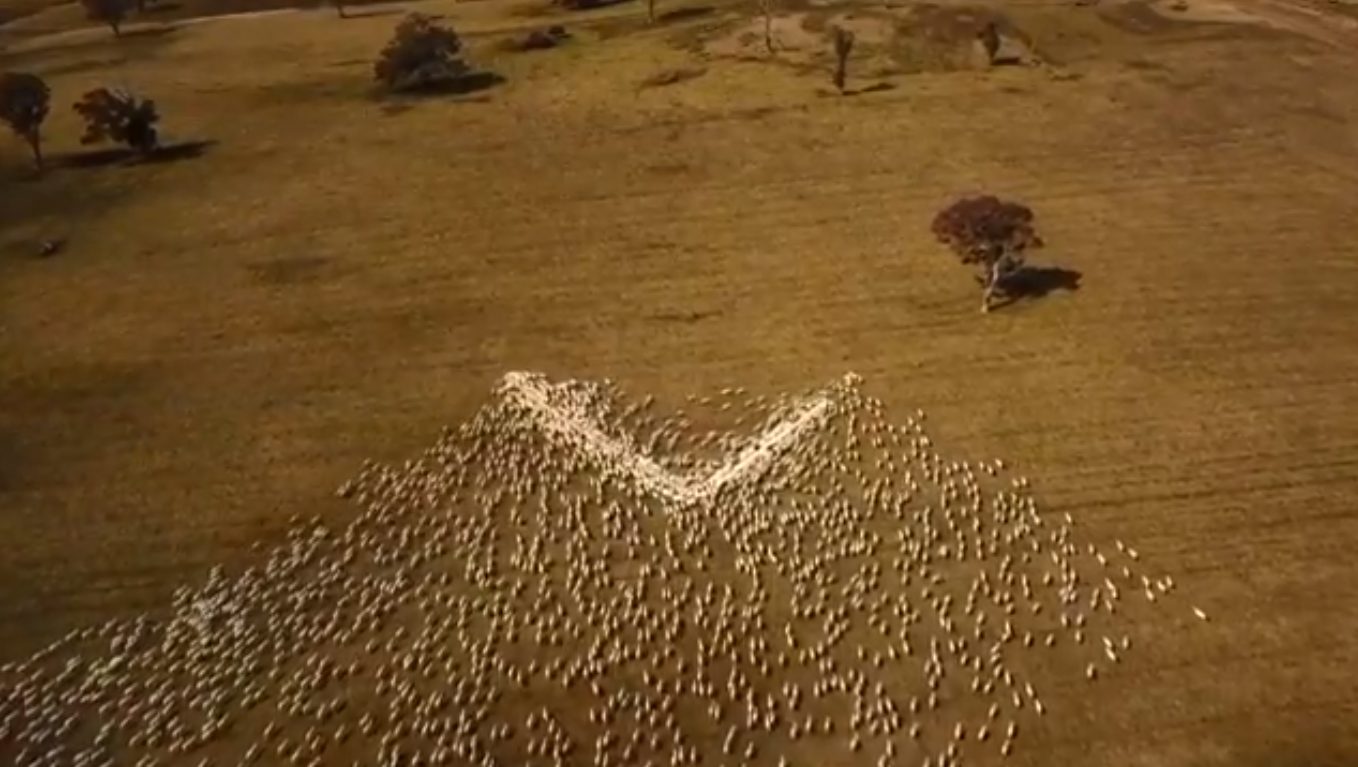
[
  {"xmin": 0, "ymin": 73, "xmax": 160, "ymax": 170},
  {"xmin": 1, "ymin": 11, "xmax": 478, "ymax": 173},
  {"xmin": 5, "ymin": 0, "xmax": 1067, "ymax": 312}
]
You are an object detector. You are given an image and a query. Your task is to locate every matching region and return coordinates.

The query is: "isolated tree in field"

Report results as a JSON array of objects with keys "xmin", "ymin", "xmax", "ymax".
[
  {"xmin": 758, "ymin": 0, "xmax": 775, "ymax": 53},
  {"xmin": 931, "ymin": 195, "xmax": 1043, "ymax": 313},
  {"xmin": 333, "ymin": 0, "xmax": 348, "ymax": 19},
  {"xmin": 375, "ymin": 13, "xmax": 469, "ymax": 92},
  {"xmin": 830, "ymin": 26, "xmax": 854, "ymax": 93},
  {"xmin": 0, "ymin": 72, "xmax": 51, "ymax": 170},
  {"xmin": 73, "ymin": 87, "xmax": 160, "ymax": 155},
  {"xmin": 81, "ymin": 0, "xmax": 129, "ymax": 36},
  {"xmin": 646, "ymin": 0, "xmax": 657, "ymax": 24}
]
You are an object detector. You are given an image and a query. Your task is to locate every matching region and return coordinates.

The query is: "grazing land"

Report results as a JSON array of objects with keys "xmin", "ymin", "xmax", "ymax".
[{"xmin": 1, "ymin": 0, "xmax": 1357, "ymax": 764}]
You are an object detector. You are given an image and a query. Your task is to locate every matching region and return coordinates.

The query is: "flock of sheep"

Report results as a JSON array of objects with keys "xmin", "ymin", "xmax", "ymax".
[{"xmin": 0, "ymin": 372, "xmax": 1205, "ymax": 767}]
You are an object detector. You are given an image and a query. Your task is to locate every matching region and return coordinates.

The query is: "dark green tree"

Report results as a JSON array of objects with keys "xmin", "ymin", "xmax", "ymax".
[
  {"xmin": 0, "ymin": 72, "xmax": 51, "ymax": 170},
  {"xmin": 375, "ymin": 14, "xmax": 469, "ymax": 92}
]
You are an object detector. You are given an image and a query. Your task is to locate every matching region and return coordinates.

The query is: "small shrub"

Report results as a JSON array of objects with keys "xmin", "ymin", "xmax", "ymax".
[
  {"xmin": 931, "ymin": 195, "xmax": 1043, "ymax": 312},
  {"xmin": 80, "ymin": 0, "xmax": 130, "ymax": 36},
  {"xmin": 73, "ymin": 87, "xmax": 160, "ymax": 155},
  {"xmin": 0, "ymin": 72, "xmax": 51, "ymax": 170},
  {"xmin": 519, "ymin": 25, "xmax": 569, "ymax": 50},
  {"xmin": 375, "ymin": 13, "xmax": 470, "ymax": 92},
  {"xmin": 831, "ymin": 26, "xmax": 854, "ymax": 93}
]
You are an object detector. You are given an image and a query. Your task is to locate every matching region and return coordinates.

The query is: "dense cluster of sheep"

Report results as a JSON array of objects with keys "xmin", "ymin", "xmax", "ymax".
[{"xmin": 0, "ymin": 372, "xmax": 1203, "ymax": 767}]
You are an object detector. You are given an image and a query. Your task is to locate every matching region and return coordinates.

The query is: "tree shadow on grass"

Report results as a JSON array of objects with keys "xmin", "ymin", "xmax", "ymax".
[
  {"xmin": 561, "ymin": 0, "xmax": 633, "ymax": 10},
  {"xmin": 845, "ymin": 81, "xmax": 896, "ymax": 95},
  {"xmin": 119, "ymin": 24, "xmax": 180, "ymax": 39},
  {"xmin": 377, "ymin": 71, "xmax": 505, "ymax": 111},
  {"xmin": 989, "ymin": 265, "xmax": 1081, "ymax": 310},
  {"xmin": 56, "ymin": 139, "xmax": 217, "ymax": 169},
  {"xmin": 639, "ymin": 67, "xmax": 706, "ymax": 89}
]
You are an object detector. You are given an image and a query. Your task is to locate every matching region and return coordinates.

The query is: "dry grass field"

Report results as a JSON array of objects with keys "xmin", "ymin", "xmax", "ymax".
[{"xmin": 1, "ymin": 0, "xmax": 1357, "ymax": 763}]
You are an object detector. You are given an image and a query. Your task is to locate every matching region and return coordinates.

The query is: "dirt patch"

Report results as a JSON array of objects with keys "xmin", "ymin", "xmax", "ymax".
[
  {"xmin": 695, "ymin": 4, "xmax": 1038, "ymax": 74},
  {"xmin": 246, "ymin": 255, "xmax": 334, "ymax": 286},
  {"xmin": 1095, "ymin": 0, "xmax": 1266, "ymax": 33}
]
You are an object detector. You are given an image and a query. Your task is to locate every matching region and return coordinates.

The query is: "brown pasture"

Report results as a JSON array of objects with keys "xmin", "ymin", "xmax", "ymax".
[{"xmin": 1, "ymin": 0, "xmax": 1357, "ymax": 763}]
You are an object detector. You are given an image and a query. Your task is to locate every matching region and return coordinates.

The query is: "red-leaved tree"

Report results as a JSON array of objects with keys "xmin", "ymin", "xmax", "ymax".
[
  {"xmin": 931, "ymin": 195, "xmax": 1043, "ymax": 312},
  {"xmin": 73, "ymin": 87, "xmax": 161, "ymax": 155}
]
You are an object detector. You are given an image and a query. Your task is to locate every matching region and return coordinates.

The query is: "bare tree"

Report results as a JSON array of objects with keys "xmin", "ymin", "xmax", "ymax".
[
  {"xmin": 976, "ymin": 21, "xmax": 1000, "ymax": 66},
  {"xmin": 375, "ymin": 13, "xmax": 469, "ymax": 92},
  {"xmin": 0, "ymin": 72, "xmax": 51, "ymax": 170},
  {"xmin": 334, "ymin": 0, "xmax": 348, "ymax": 19},
  {"xmin": 758, "ymin": 0, "xmax": 775, "ymax": 54},
  {"xmin": 647, "ymin": 0, "xmax": 657, "ymax": 24},
  {"xmin": 80, "ymin": 0, "xmax": 129, "ymax": 36},
  {"xmin": 73, "ymin": 87, "xmax": 160, "ymax": 155},
  {"xmin": 931, "ymin": 195, "xmax": 1044, "ymax": 313},
  {"xmin": 831, "ymin": 26, "xmax": 854, "ymax": 93}
]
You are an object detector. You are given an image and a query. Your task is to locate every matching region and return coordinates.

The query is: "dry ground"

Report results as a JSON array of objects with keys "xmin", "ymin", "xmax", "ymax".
[{"xmin": 1, "ymin": 0, "xmax": 1357, "ymax": 764}]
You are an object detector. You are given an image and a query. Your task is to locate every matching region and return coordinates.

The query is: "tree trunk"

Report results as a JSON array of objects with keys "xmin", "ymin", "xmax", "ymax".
[
  {"xmin": 335, "ymin": 0, "xmax": 347, "ymax": 17},
  {"xmin": 111, "ymin": 18, "xmax": 122, "ymax": 36},
  {"xmin": 647, "ymin": 0, "xmax": 655, "ymax": 24},
  {"xmin": 981, "ymin": 260, "xmax": 1003, "ymax": 312},
  {"xmin": 28, "ymin": 131, "xmax": 43, "ymax": 171},
  {"xmin": 764, "ymin": 13, "xmax": 773, "ymax": 53}
]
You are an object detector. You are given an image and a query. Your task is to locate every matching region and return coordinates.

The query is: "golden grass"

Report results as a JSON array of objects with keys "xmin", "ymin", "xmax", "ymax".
[{"xmin": 1, "ymin": 0, "xmax": 1357, "ymax": 762}]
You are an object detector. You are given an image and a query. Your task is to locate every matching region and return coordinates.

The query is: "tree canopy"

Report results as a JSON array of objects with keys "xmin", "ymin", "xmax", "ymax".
[
  {"xmin": 374, "ymin": 14, "xmax": 469, "ymax": 92},
  {"xmin": 0, "ymin": 72, "xmax": 51, "ymax": 169}
]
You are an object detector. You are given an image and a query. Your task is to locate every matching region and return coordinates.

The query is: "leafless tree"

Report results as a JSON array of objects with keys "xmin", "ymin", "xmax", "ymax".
[
  {"xmin": 931, "ymin": 195, "xmax": 1044, "ymax": 312},
  {"xmin": 0, "ymin": 72, "xmax": 51, "ymax": 170},
  {"xmin": 758, "ymin": 0, "xmax": 775, "ymax": 53},
  {"xmin": 976, "ymin": 21, "xmax": 1000, "ymax": 66},
  {"xmin": 831, "ymin": 26, "xmax": 854, "ymax": 93}
]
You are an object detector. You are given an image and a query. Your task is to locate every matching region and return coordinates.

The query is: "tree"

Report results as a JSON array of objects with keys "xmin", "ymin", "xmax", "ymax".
[
  {"xmin": 333, "ymin": 0, "xmax": 347, "ymax": 19},
  {"xmin": 976, "ymin": 21, "xmax": 1000, "ymax": 66},
  {"xmin": 80, "ymin": 0, "xmax": 129, "ymax": 36},
  {"xmin": 73, "ymin": 87, "xmax": 160, "ymax": 155},
  {"xmin": 931, "ymin": 195, "xmax": 1044, "ymax": 313},
  {"xmin": 647, "ymin": 0, "xmax": 657, "ymax": 24},
  {"xmin": 757, "ymin": 0, "xmax": 775, "ymax": 54},
  {"xmin": 375, "ymin": 13, "xmax": 469, "ymax": 92},
  {"xmin": 0, "ymin": 72, "xmax": 51, "ymax": 170},
  {"xmin": 830, "ymin": 26, "xmax": 854, "ymax": 94}
]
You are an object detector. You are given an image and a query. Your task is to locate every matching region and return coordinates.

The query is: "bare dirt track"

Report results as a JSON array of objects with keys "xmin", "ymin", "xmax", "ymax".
[{"xmin": 1, "ymin": 0, "xmax": 1357, "ymax": 764}]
